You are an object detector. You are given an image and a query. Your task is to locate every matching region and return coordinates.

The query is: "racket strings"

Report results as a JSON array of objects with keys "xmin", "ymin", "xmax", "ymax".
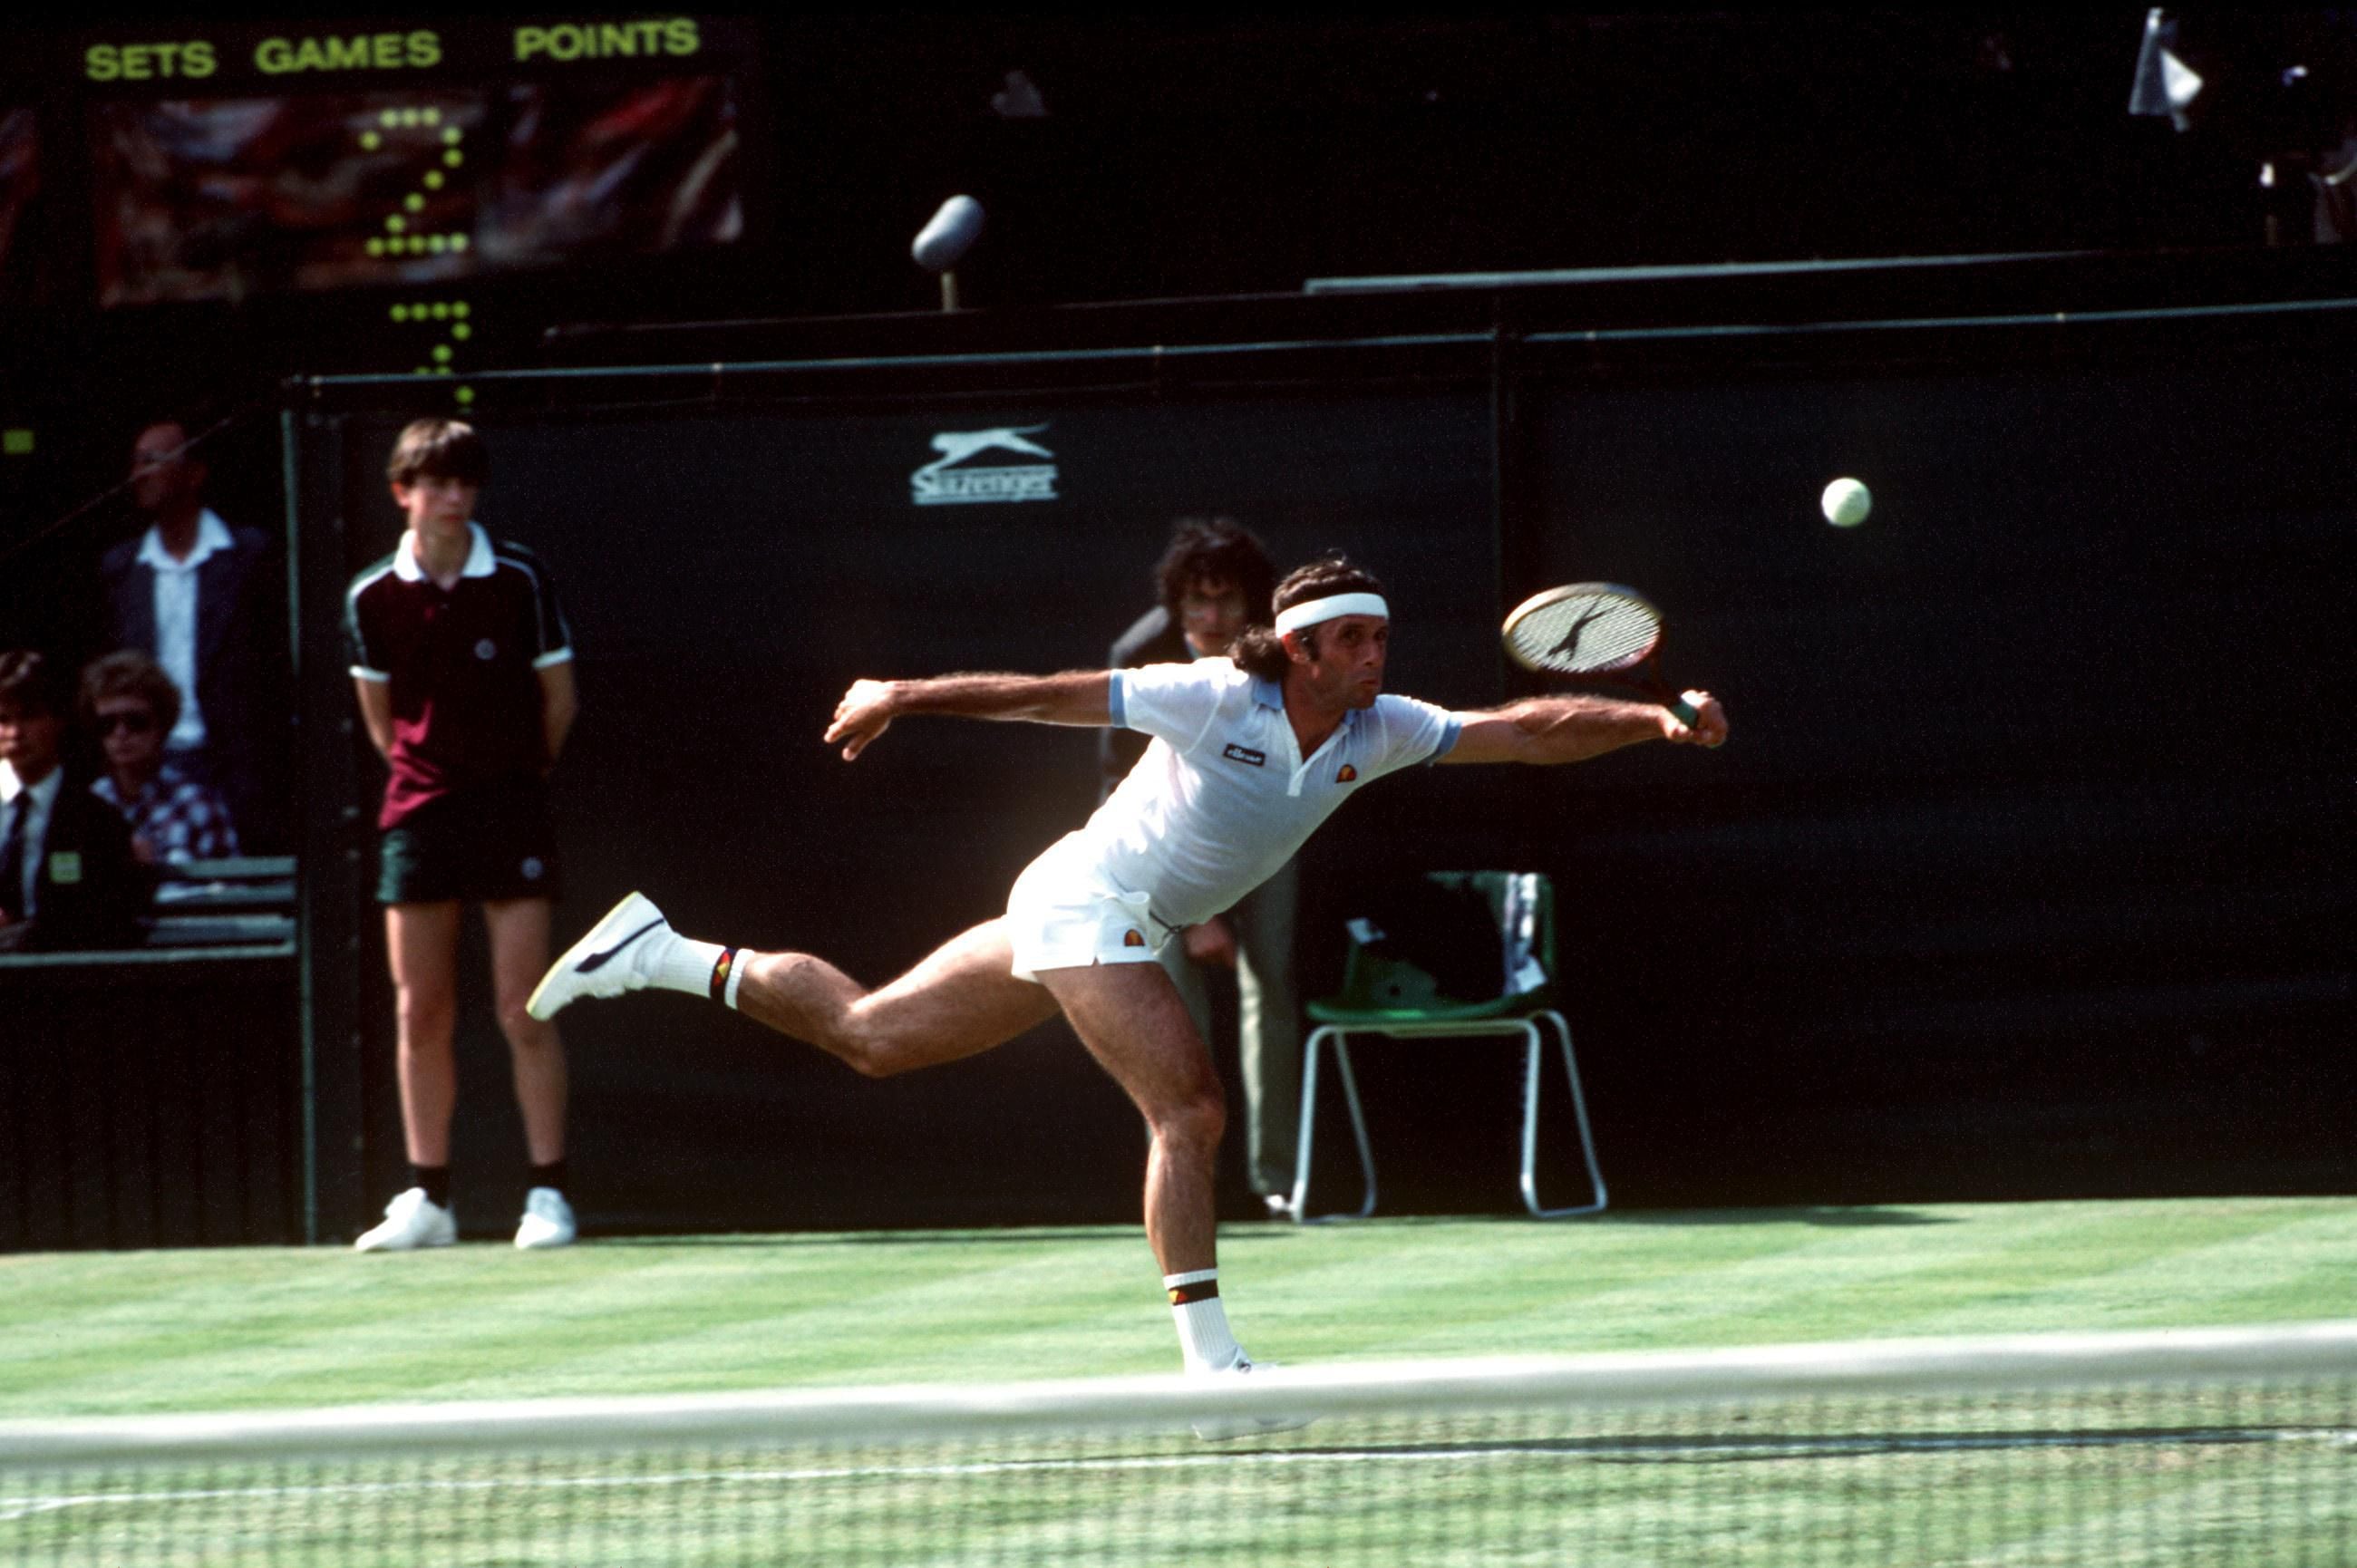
[{"xmin": 1508, "ymin": 601, "xmax": 1659, "ymax": 674}]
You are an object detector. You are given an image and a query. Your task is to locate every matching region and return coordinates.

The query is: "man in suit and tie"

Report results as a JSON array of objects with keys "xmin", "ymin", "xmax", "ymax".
[
  {"xmin": 99, "ymin": 421, "xmax": 283, "ymax": 850},
  {"xmin": 0, "ymin": 651, "xmax": 149, "ymax": 953}
]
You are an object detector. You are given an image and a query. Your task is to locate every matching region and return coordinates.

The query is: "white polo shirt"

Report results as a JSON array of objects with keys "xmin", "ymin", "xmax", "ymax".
[
  {"xmin": 138, "ymin": 508, "xmax": 234, "ymax": 752},
  {"xmin": 1073, "ymin": 658, "xmax": 1460, "ymax": 929}
]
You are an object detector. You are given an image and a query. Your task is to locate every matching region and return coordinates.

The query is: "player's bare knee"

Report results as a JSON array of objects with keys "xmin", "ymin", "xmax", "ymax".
[{"xmin": 1153, "ymin": 1085, "xmax": 1227, "ymax": 1158}]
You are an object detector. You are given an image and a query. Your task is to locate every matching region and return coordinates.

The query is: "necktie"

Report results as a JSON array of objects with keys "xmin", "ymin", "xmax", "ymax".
[{"xmin": 0, "ymin": 792, "xmax": 25, "ymax": 924}]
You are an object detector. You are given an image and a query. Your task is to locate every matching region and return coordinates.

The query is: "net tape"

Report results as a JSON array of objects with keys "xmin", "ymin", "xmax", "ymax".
[{"xmin": 5, "ymin": 1322, "xmax": 2351, "ymax": 1470}]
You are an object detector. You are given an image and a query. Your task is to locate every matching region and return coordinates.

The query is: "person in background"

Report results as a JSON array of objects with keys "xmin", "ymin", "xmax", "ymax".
[
  {"xmin": 0, "ymin": 650, "xmax": 150, "ymax": 953},
  {"xmin": 344, "ymin": 419, "xmax": 581, "ymax": 1253},
  {"xmin": 82, "ymin": 650, "xmax": 239, "ymax": 865},
  {"xmin": 100, "ymin": 419, "xmax": 282, "ymax": 851},
  {"xmin": 1103, "ymin": 518, "xmax": 1305, "ymax": 1219}
]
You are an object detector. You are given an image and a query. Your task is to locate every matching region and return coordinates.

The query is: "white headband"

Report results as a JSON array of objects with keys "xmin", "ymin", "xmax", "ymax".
[{"xmin": 1274, "ymin": 592, "xmax": 1389, "ymax": 636}]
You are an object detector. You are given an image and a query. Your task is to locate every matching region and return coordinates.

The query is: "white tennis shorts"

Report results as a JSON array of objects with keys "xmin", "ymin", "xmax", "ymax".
[{"xmin": 1004, "ymin": 832, "xmax": 1173, "ymax": 982}]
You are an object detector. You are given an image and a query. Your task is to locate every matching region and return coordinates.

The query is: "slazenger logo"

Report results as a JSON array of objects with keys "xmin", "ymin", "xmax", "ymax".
[
  {"xmin": 910, "ymin": 425, "xmax": 1060, "ymax": 507},
  {"xmin": 1222, "ymin": 743, "xmax": 1266, "ymax": 767}
]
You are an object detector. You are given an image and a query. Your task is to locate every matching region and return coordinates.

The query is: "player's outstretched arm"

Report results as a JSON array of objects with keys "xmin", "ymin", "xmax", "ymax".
[
  {"xmin": 827, "ymin": 671, "xmax": 1115, "ymax": 760},
  {"xmin": 1439, "ymin": 691, "xmax": 1727, "ymax": 767}
]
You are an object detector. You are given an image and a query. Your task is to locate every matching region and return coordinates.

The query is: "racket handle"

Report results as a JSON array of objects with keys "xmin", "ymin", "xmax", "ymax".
[{"xmin": 1667, "ymin": 697, "xmax": 1700, "ymax": 730}]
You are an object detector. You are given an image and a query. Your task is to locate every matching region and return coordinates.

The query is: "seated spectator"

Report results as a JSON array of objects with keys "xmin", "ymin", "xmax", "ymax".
[
  {"xmin": 82, "ymin": 650, "xmax": 240, "ymax": 864},
  {"xmin": 0, "ymin": 650, "xmax": 150, "ymax": 952}
]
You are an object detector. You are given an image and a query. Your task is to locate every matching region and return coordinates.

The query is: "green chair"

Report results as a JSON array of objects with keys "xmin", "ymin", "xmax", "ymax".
[{"xmin": 1288, "ymin": 871, "xmax": 1606, "ymax": 1221}]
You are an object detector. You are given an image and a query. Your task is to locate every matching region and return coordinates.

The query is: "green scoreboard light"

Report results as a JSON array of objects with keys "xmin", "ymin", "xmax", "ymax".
[
  {"xmin": 386, "ymin": 297, "xmax": 477, "ymax": 404},
  {"xmin": 359, "ymin": 110, "xmax": 470, "ymax": 263}
]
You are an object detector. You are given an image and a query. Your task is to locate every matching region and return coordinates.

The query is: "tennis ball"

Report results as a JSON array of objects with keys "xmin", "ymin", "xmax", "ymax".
[{"xmin": 1820, "ymin": 477, "xmax": 1872, "ymax": 528}]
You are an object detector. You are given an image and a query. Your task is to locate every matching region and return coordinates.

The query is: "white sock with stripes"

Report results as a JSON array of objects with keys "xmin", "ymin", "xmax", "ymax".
[
  {"xmin": 1165, "ymin": 1268, "xmax": 1242, "ymax": 1373},
  {"xmin": 642, "ymin": 933, "xmax": 733, "ymax": 1001}
]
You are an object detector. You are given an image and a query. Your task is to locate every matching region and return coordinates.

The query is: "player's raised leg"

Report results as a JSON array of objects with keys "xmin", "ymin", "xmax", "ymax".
[
  {"xmin": 736, "ymin": 919, "xmax": 1063, "ymax": 1075},
  {"xmin": 529, "ymin": 893, "xmax": 1060, "ymax": 1072}
]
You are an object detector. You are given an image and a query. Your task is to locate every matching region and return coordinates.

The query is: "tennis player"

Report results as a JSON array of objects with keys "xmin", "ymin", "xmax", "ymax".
[{"xmin": 530, "ymin": 554, "xmax": 1726, "ymax": 1377}]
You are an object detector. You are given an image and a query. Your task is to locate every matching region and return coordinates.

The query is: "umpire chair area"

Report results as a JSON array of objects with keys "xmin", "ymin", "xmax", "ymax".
[{"xmin": 1288, "ymin": 871, "xmax": 1607, "ymax": 1222}]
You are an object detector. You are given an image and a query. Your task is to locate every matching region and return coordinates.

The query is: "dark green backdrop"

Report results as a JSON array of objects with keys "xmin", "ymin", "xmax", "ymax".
[{"xmin": 288, "ymin": 297, "xmax": 2352, "ymax": 1241}]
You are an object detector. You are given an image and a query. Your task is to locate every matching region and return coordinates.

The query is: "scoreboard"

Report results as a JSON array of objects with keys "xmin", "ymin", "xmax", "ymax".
[
  {"xmin": 1, "ymin": 16, "xmax": 757, "ymax": 314},
  {"xmin": 0, "ymin": 15, "xmax": 761, "ymax": 483},
  {"xmin": 70, "ymin": 16, "xmax": 756, "ymax": 310}
]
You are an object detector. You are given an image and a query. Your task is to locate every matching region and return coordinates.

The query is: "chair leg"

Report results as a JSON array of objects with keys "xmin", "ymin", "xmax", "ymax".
[
  {"xmin": 1519, "ymin": 1010, "xmax": 1607, "ymax": 1218},
  {"xmin": 1291, "ymin": 1026, "xmax": 1377, "ymax": 1223}
]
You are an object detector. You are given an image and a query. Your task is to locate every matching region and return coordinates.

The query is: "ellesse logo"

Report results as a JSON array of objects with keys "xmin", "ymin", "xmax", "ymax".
[
  {"xmin": 1336, "ymin": 764, "xmax": 1358, "ymax": 782},
  {"xmin": 1222, "ymin": 743, "xmax": 1266, "ymax": 767},
  {"xmin": 1122, "ymin": 929, "xmax": 1146, "ymax": 947}
]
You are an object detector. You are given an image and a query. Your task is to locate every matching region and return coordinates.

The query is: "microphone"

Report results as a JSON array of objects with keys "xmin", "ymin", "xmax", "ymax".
[{"xmin": 911, "ymin": 196, "xmax": 985, "ymax": 272}]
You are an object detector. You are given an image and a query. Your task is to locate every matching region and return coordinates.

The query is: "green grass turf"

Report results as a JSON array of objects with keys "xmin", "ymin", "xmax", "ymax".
[{"xmin": 3, "ymin": 1195, "xmax": 2354, "ymax": 1418}]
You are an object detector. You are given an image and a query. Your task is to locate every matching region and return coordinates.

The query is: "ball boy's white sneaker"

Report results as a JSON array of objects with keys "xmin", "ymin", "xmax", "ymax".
[
  {"xmin": 354, "ymin": 1187, "xmax": 457, "ymax": 1253},
  {"xmin": 514, "ymin": 1187, "xmax": 577, "ymax": 1250}
]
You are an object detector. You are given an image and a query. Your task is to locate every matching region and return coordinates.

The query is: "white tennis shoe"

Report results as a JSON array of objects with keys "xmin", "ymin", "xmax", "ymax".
[
  {"xmin": 1189, "ymin": 1350, "xmax": 1312, "ymax": 1441},
  {"xmin": 354, "ymin": 1187, "xmax": 456, "ymax": 1253},
  {"xmin": 514, "ymin": 1187, "xmax": 577, "ymax": 1250},
  {"xmin": 529, "ymin": 892, "xmax": 672, "ymax": 1020}
]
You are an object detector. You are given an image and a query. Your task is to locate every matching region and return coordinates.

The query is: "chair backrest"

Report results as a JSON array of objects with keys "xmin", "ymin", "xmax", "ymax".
[
  {"xmin": 1334, "ymin": 870, "xmax": 1556, "ymax": 1011},
  {"xmin": 1486, "ymin": 870, "xmax": 1557, "ymax": 1000}
]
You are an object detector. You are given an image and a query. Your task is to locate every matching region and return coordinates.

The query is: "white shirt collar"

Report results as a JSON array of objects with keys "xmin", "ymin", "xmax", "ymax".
[
  {"xmin": 135, "ymin": 508, "xmax": 233, "ymax": 573},
  {"xmin": 0, "ymin": 759, "xmax": 62, "ymax": 809},
  {"xmin": 393, "ymin": 521, "xmax": 496, "ymax": 583}
]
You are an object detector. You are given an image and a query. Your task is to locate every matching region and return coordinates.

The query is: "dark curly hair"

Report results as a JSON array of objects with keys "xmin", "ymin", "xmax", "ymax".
[{"xmin": 1153, "ymin": 517, "xmax": 1277, "ymax": 624}]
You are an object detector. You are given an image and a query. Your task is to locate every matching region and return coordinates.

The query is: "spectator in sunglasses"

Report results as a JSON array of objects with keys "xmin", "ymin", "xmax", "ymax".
[{"xmin": 82, "ymin": 650, "xmax": 240, "ymax": 865}]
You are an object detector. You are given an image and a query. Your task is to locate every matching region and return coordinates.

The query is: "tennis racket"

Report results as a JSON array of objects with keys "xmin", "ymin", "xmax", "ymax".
[{"xmin": 1500, "ymin": 582, "xmax": 1701, "ymax": 730}]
